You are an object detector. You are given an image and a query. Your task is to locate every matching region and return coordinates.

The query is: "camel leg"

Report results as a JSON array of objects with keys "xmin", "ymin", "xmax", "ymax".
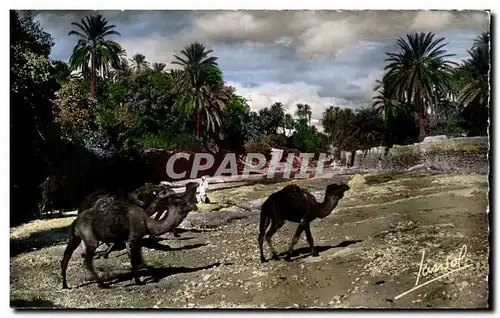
[
  {"xmin": 126, "ymin": 240, "xmax": 144, "ymax": 285},
  {"xmin": 258, "ymin": 214, "xmax": 271, "ymax": 262},
  {"xmin": 80, "ymin": 240, "xmax": 87, "ymax": 258},
  {"xmin": 97, "ymin": 243, "xmax": 116, "ymax": 259},
  {"xmin": 81, "ymin": 236, "xmax": 107, "ymax": 289},
  {"xmin": 172, "ymin": 228, "xmax": 181, "ymax": 237},
  {"xmin": 285, "ymin": 223, "xmax": 307, "ymax": 262},
  {"xmin": 304, "ymin": 223, "xmax": 319, "ymax": 257},
  {"xmin": 61, "ymin": 227, "xmax": 81, "ymax": 289},
  {"xmin": 38, "ymin": 202, "xmax": 45, "ymax": 219},
  {"xmin": 125, "ymin": 240, "xmax": 146, "ymax": 270},
  {"xmin": 264, "ymin": 220, "xmax": 284, "ymax": 261}
]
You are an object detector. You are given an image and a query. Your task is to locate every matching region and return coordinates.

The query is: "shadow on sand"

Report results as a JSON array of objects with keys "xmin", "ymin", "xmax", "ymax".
[
  {"xmin": 76, "ymin": 262, "xmax": 233, "ymax": 288},
  {"xmin": 10, "ymin": 298, "xmax": 58, "ymax": 309},
  {"xmin": 142, "ymin": 241, "xmax": 207, "ymax": 252},
  {"xmin": 10, "ymin": 225, "xmax": 71, "ymax": 257},
  {"xmin": 276, "ymin": 239, "xmax": 363, "ymax": 261}
]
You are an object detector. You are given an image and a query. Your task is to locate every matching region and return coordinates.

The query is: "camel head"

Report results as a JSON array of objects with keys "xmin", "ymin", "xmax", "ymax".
[
  {"xmin": 153, "ymin": 184, "xmax": 174, "ymax": 199},
  {"xmin": 170, "ymin": 195, "xmax": 199, "ymax": 214},
  {"xmin": 184, "ymin": 182, "xmax": 199, "ymax": 204},
  {"xmin": 156, "ymin": 192, "xmax": 199, "ymax": 214},
  {"xmin": 325, "ymin": 183, "xmax": 350, "ymax": 199}
]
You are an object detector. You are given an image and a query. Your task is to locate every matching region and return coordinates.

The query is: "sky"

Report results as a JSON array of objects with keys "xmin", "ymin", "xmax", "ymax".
[{"xmin": 33, "ymin": 10, "xmax": 490, "ymax": 127}]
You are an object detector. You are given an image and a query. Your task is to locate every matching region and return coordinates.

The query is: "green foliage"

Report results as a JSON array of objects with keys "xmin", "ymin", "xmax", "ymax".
[
  {"xmin": 220, "ymin": 96, "xmax": 251, "ymax": 151},
  {"xmin": 53, "ymin": 80, "xmax": 99, "ymax": 143},
  {"xmin": 456, "ymin": 32, "xmax": 490, "ymax": 107},
  {"xmin": 245, "ymin": 111, "xmax": 265, "ymax": 141},
  {"xmin": 51, "ymin": 60, "xmax": 72, "ymax": 85},
  {"xmin": 68, "ymin": 14, "xmax": 123, "ymax": 97},
  {"xmin": 10, "ymin": 10, "xmax": 60, "ymax": 225},
  {"xmin": 454, "ymin": 32, "xmax": 490, "ymax": 137},
  {"xmin": 172, "ymin": 42, "xmax": 231, "ymax": 137},
  {"xmin": 322, "ymin": 106, "xmax": 384, "ymax": 151},
  {"xmin": 383, "ymin": 32, "xmax": 457, "ymax": 141},
  {"xmin": 129, "ymin": 53, "xmax": 150, "ymax": 73},
  {"xmin": 295, "ymin": 103, "xmax": 312, "ymax": 125},
  {"xmin": 12, "ymin": 11, "xmax": 492, "ymax": 227},
  {"xmin": 131, "ymin": 132, "xmax": 202, "ymax": 151},
  {"xmin": 383, "ymin": 103, "xmax": 419, "ymax": 147},
  {"xmin": 290, "ymin": 119, "xmax": 328, "ymax": 154}
]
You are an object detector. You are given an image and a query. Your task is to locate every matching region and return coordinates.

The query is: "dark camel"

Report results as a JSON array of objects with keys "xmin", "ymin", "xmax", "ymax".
[
  {"xmin": 258, "ymin": 183, "xmax": 350, "ymax": 262},
  {"xmin": 61, "ymin": 185, "xmax": 199, "ymax": 289},
  {"xmin": 77, "ymin": 183, "xmax": 181, "ymax": 259}
]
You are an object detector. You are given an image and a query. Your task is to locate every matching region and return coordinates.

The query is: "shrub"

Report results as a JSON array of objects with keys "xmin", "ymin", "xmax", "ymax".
[
  {"xmin": 245, "ymin": 138, "xmax": 272, "ymax": 157},
  {"xmin": 263, "ymin": 134, "xmax": 287, "ymax": 148},
  {"xmin": 428, "ymin": 142, "xmax": 487, "ymax": 155},
  {"xmin": 128, "ymin": 132, "xmax": 202, "ymax": 152},
  {"xmin": 53, "ymin": 80, "xmax": 98, "ymax": 143}
]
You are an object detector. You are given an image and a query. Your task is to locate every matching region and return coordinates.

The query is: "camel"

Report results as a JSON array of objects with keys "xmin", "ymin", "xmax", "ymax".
[
  {"xmin": 258, "ymin": 183, "xmax": 350, "ymax": 262},
  {"xmin": 76, "ymin": 183, "xmax": 182, "ymax": 259},
  {"xmin": 61, "ymin": 184, "xmax": 199, "ymax": 289}
]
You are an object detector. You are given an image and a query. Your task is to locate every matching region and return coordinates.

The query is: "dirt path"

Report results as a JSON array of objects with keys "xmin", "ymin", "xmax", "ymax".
[{"xmin": 10, "ymin": 172, "xmax": 489, "ymax": 308}]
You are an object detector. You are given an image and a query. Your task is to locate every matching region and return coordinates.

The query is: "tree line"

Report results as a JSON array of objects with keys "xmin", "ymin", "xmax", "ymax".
[{"xmin": 10, "ymin": 11, "xmax": 489, "ymax": 224}]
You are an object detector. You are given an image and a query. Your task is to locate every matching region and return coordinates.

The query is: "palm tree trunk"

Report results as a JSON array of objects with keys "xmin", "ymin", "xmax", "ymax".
[
  {"xmin": 417, "ymin": 103, "xmax": 426, "ymax": 141},
  {"xmin": 90, "ymin": 53, "xmax": 96, "ymax": 98},
  {"xmin": 196, "ymin": 112, "xmax": 200, "ymax": 137}
]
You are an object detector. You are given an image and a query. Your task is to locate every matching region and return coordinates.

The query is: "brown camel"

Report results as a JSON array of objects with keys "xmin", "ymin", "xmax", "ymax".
[{"xmin": 258, "ymin": 183, "xmax": 350, "ymax": 262}]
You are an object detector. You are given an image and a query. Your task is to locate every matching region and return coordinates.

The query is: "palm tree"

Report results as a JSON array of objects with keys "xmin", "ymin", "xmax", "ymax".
[
  {"xmin": 129, "ymin": 53, "xmax": 150, "ymax": 73},
  {"xmin": 152, "ymin": 62, "xmax": 167, "ymax": 73},
  {"xmin": 68, "ymin": 14, "xmax": 122, "ymax": 97},
  {"xmin": 383, "ymin": 32, "xmax": 457, "ymax": 141},
  {"xmin": 269, "ymin": 102, "xmax": 285, "ymax": 134},
  {"xmin": 473, "ymin": 32, "xmax": 489, "ymax": 51},
  {"xmin": 304, "ymin": 104, "xmax": 312, "ymax": 126},
  {"xmin": 197, "ymin": 84, "xmax": 235, "ymax": 133},
  {"xmin": 321, "ymin": 106, "xmax": 342, "ymax": 143},
  {"xmin": 283, "ymin": 113, "xmax": 294, "ymax": 136},
  {"xmin": 372, "ymin": 78, "xmax": 407, "ymax": 122},
  {"xmin": 51, "ymin": 60, "xmax": 72, "ymax": 85},
  {"xmin": 350, "ymin": 107, "xmax": 384, "ymax": 150},
  {"xmin": 295, "ymin": 103, "xmax": 312, "ymax": 126},
  {"xmin": 456, "ymin": 32, "xmax": 490, "ymax": 107},
  {"xmin": 172, "ymin": 42, "xmax": 227, "ymax": 137},
  {"xmin": 114, "ymin": 57, "xmax": 132, "ymax": 80}
]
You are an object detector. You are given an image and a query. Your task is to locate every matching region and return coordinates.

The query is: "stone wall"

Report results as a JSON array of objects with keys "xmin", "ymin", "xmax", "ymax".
[{"xmin": 350, "ymin": 135, "xmax": 489, "ymax": 174}]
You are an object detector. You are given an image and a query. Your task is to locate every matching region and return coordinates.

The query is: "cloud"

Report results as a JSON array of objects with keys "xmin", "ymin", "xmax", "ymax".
[
  {"xmin": 36, "ymin": 10, "xmax": 489, "ymax": 61},
  {"xmin": 190, "ymin": 10, "xmax": 490, "ymax": 58}
]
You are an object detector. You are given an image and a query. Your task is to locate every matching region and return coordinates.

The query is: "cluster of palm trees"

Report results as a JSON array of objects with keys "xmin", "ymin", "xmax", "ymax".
[
  {"xmin": 373, "ymin": 32, "xmax": 490, "ymax": 141},
  {"xmin": 67, "ymin": 13, "xmax": 489, "ymax": 146},
  {"xmin": 252, "ymin": 101, "xmax": 316, "ymax": 137},
  {"xmin": 67, "ymin": 14, "xmax": 235, "ymax": 138}
]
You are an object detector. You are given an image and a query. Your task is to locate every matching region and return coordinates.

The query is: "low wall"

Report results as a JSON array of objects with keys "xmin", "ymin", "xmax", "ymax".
[{"xmin": 350, "ymin": 135, "xmax": 489, "ymax": 174}]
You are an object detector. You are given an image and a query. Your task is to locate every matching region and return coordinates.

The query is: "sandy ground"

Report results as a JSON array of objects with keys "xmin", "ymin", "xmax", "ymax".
[{"xmin": 10, "ymin": 172, "xmax": 490, "ymax": 309}]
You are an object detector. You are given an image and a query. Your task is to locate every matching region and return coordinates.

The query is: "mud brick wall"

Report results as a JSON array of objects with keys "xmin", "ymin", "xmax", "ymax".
[{"xmin": 351, "ymin": 136, "xmax": 489, "ymax": 174}]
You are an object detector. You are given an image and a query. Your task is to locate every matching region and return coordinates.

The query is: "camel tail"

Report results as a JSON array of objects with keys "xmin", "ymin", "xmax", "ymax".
[
  {"xmin": 258, "ymin": 198, "xmax": 273, "ymax": 262},
  {"xmin": 61, "ymin": 220, "xmax": 81, "ymax": 289},
  {"xmin": 259, "ymin": 198, "xmax": 273, "ymax": 234}
]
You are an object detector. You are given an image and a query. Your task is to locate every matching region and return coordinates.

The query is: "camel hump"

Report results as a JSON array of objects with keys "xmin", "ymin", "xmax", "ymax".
[{"xmin": 281, "ymin": 184, "xmax": 302, "ymax": 193}]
